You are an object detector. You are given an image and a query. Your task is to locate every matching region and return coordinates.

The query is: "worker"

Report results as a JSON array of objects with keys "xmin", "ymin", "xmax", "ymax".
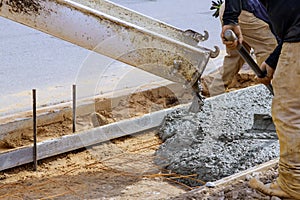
[
  {"xmin": 222, "ymin": 0, "xmax": 300, "ymax": 199},
  {"xmin": 202, "ymin": 0, "xmax": 277, "ymax": 97}
]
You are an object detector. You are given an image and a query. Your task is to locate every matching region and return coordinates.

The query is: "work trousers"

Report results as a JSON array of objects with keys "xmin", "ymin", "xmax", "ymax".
[
  {"xmin": 272, "ymin": 42, "xmax": 300, "ymax": 199},
  {"xmin": 205, "ymin": 4, "xmax": 277, "ymax": 96}
]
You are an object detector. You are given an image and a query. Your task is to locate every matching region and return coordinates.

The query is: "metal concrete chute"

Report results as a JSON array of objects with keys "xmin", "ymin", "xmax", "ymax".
[
  {"xmin": 73, "ymin": 0, "xmax": 210, "ymax": 46},
  {"xmin": 0, "ymin": 0, "xmax": 219, "ymax": 87}
]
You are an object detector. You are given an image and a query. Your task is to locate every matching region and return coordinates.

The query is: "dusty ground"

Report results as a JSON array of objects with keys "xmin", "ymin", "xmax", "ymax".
[
  {"xmin": 0, "ymin": 69, "xmax": 272, "ymax": 200},
  {"xmin": 0, "ymin": 85, "xmax": 189, "ymax": 150},
  {"xmin": 0, "ymin": 133, "xmax": 280, "ymax": 200},
  {"xmin": 0, "ymin": 84, "xmax": 193, "ymax": 199},
  {"xmin": 0, "ymin": 132, "xmax": 188, "ymax": 199}
]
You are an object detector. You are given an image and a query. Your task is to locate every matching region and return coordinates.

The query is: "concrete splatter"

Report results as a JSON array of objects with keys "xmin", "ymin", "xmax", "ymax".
[
  {"xmin": 155, "ymin": 85, "xmax": 279, "ymax": 186},
  {"xmin": 6, "ymin": 0, "xmax": 41, "ymax": 15}
]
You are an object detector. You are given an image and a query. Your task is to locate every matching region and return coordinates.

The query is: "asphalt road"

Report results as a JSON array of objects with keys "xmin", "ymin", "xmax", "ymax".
[{"xmin": 0, "ymin": 0, "xmax": 224, "ymax": 116}]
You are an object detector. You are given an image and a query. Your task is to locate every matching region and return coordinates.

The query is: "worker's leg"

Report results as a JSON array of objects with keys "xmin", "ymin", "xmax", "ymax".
[
  {"xmin": 238, "ymin": 11, "xmax": 277, "ymax": 66},
  {"xmin": 249, "ymin": 42, "xmax": 300, "ymax": 199},
  {"xmin": 202, "ymin": 6, "xmax": 276, "ymax": 97},
  {"xmin": 201, "ymin": 4, "xmax": 246, "ymax": 96},
  {"xmin": 211, "ymin": 10, "xmax": 276, "ymax": 95},
  {"xmin": 202, "ymin": 46, "xmax": 246, "ymax": 96},
  {"xmin": 271, "ymin": 42, "xmax": 300, "ymax": 199}
]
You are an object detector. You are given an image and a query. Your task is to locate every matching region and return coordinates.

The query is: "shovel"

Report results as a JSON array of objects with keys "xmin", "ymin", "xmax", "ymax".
[
  {"xmin": 250, "ymin": 114, "xmax": 275, "ymax": 132},
  {"xmin": 224, "ymin": 29, "xmax": 275, "ymax": 132}
]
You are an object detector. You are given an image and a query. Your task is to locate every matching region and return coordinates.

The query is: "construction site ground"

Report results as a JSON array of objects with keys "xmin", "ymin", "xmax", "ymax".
[
  {"xmin": 0, "ymin": 1, "xmax": 279, "ymax": 198},
  {"xmin": 0, "ymin": 68, "xmax": 282, "ymax": 200}
]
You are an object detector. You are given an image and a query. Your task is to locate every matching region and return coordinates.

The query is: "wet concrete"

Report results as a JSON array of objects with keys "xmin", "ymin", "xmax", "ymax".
[{"xmin": 155, "ymin": 85, "xmax": 279, "ymax": 186}]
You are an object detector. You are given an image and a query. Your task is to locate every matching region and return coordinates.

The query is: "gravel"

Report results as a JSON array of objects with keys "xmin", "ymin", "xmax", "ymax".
[{"xmin": 155, "ymin": 85, "xmax": 279, "ymax": 187}]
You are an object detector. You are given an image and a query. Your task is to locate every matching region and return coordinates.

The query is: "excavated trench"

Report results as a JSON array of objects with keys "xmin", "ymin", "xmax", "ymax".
[{"xmin": 155, "ymin": 84, "xmax": 279, "ymax": 187}]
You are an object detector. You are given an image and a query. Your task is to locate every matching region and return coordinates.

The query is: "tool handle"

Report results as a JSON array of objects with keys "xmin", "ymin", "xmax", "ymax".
[
  {"xmin": 224, "ymin": 29, "xmax": 274, "ymax": 95},
  {"xmin": 224, "ymin": 30, "xmax": 266, "ymax": 78},
  {"xmin": 224, "ymin": 29, "xmax": 238, "ymax": 41},
  {"xmin": 238, "ymin": 45, "xmax": 267, "ymax": 78}
]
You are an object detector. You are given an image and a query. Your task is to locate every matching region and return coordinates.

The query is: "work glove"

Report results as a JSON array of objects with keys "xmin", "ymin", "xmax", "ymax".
[
  {"xmin": 256, "ymin": 62, "xmax": 274, "ymax": 85},
  {"xmin": 210, "ymin": 0, "xmax": 223, "ymax": 18}
]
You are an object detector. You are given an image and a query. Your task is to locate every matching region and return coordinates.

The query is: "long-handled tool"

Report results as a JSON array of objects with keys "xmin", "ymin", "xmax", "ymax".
[
  {"xmin": 224, "ymin": 29, "xmax": 276, "ymax": 132},
  {"xmin": 224, "ymin": 29, "xmax": 274, "ymax": 95}
]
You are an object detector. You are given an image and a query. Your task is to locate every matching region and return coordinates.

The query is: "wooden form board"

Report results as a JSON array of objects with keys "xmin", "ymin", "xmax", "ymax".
[{"xmin": 0, "ymin": 104, "xmax": 187, "ymax": 171}]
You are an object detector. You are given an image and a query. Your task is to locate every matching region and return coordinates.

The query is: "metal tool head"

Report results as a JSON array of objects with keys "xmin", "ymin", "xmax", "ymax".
[{"xmin": 248, "ymin": 114, "xmax": 276, "ymax": 132}]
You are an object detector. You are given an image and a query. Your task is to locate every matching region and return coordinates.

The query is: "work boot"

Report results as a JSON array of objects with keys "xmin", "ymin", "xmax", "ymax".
[{"xmin": 249, "ymin": 178, "xmax": 292, "ymax": 199}]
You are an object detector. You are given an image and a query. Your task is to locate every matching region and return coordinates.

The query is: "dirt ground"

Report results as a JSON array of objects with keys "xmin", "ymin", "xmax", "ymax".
[
  {"xmin": 0, "ymin": 69, "xmax": 277, "ymax": 200},
  {"xmin": 0, "ymin": 84, "xmax": 193, "ymax": 200},
  {"xmin": 0, "ymin": 133, "xmax": 280, "ymax": 200},
  {"xmin": 0, "ymin": 131, "xmax": 189, "ymax": 199},
  {"xmin": 0, "ymin": 85, "xmax": 188, "ymax": 150}
]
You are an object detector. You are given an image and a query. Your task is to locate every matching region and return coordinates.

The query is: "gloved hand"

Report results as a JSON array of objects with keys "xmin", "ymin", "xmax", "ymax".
[{"xmin": 256, "ymin": 62, "xmax": 274, "ymax": 85}]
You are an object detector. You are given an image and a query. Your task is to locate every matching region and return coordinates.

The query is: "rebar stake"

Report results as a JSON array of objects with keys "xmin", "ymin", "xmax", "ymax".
[
  {"xmin": 32, "ymin": 89, "xmax": 37, "ymax": 171},
  {"xmin": 72, "ymin": 84, "xmax": 76, "ymax": 133}
]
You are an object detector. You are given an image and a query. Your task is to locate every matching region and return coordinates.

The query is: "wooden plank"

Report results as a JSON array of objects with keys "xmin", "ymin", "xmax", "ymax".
[
  {"xmin": 190, "ymin": 158, "xmax": 279, "ymax": 193},
  {"xmin": 0, "ymin": 104, "xmax": 187, "ymax": 171},
  {"xmin": 212, "ymin": 158, "xmax": 278, "ymax": 187}
]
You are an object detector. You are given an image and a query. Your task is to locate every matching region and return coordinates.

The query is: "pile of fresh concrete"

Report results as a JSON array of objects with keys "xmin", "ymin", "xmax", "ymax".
[{"xmin": 155, "ymin": 85, "xmax": 279, "ymax": 186}]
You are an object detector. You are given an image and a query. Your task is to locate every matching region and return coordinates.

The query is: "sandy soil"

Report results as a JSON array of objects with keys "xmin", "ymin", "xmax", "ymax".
[
  {"xmin": 0, "ymin": 132, "xmax": 280, "ymax": 200},
  {"xmin": 0, "ymin": 70, "xmax": 269, "ymax": 200},
  {"xmin": 0, "ymin": 85, "xmax": 192, "ymax": 199},
  {"xmin": 0, "ymin": 132, "xmax": 189, "ymax": 199},
  {"xmin": 0, "ymin": 85, "xmax": 189, "ymax": 151}
]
